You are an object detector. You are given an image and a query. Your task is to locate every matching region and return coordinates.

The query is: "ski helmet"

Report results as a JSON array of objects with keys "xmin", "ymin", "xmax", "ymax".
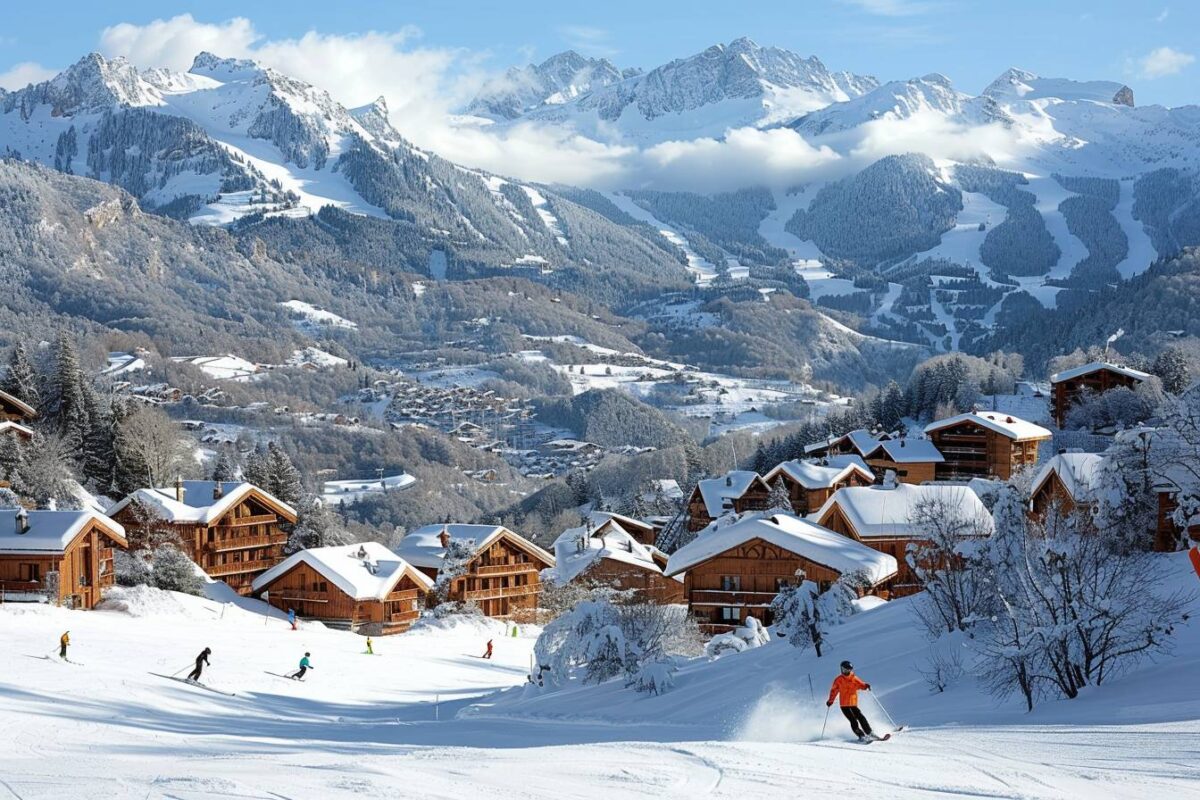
[
  {"xmin": 305, "ymin": 652, "xmax": 311, "ymax": 656},
  {"xmin": 840, "ymin": 660, "xmax": 853, "ymax": 670}
]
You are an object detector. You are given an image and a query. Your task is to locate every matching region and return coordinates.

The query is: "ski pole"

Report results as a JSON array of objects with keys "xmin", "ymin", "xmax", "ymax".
[
  {"xmin": 171, "ymin": 662, "xmax": 194, "ymax": 677},
  {"xmin": 872, "ymin": 691, "xmax": 900, "ymax": 731},
  {"xmin": 820, "ymin": 704, "xmax": 830, "ymax": 739}
]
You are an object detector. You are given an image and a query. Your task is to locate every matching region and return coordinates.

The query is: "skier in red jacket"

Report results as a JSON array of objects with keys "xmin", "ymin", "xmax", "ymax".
[
  {"xmin": 482, "ymin": 639, "xmax": 494, "ymax": 659},
  {"xmin": 827, "ymin": 660, "xmax": 878, "ymax": 741}
]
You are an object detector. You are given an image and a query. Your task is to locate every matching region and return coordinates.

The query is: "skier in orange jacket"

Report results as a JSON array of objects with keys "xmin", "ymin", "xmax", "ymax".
[{"xmin": 827, "ymin": 660, "xmax": 878, "ymax": 741}]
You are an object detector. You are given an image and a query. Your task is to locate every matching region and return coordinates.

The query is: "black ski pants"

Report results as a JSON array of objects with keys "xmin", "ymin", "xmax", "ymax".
[
  {"xmin": 841, "ymin": 705, "xmax": 873, "ymax": 737},
  {"xmin": 188, "ymin": 664, "xmax": 204, "ymax": 681},
  {"xmin": 292, "ymin": 666, "xmax": 308, "ymax": 679}
]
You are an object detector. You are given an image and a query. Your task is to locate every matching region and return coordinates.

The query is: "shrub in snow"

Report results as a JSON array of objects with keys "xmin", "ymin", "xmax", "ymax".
[
  {"xmin": 704, "ymin": 615, "xmax": 771, "ymax": 658},
  {"xmin": 150, "ymin": 545, "xmax": 204, "ymax": 596},
  {"xmin": 431, "ymin": 600, "xmax": 484, "ymax": 619},
  {"xmin": 918, "ymin": 641, "xmax": 966, "ymax": 694},
  {"xmin": 114, "ymin": 549, "xmax": 153, "ymax": 587},
  {"xmin": 0, "ymin": 487, "xmax": 20, "ymax": 508},
  {"xmin": 434, "ymin": 538, "xmax": 476, "ymax": 602},
  {"xmin": 771, "ymin": 570, "xmax": 866, "ymax": 657},
  {"xmin": 632, "ymin": 659, "xmax": 677, "ymax": 695}
]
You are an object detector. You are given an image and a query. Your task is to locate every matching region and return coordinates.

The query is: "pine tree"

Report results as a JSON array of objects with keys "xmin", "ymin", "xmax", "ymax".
[
  {"xmin": 766, "ymin": 476, "xmax": 792, "ymax": 513},
  {"xmin": 211, "ymin": 448, "xmax": 239, "ymax": 482},
  {"xmin": 2, "ymin": 342, "xmax": 40, "ymax": 409},
  {"xmin": 151, "ymin": 545, "xmax": 204, "ymax": 595},
  {"xmin": 1152, "ymin": 347, "xmax": 1191, "ymax": 395},
  {"xmin": 81, "ymin": 386, "xmax": 115, "ymax": 491},
  {"xmin": 287, "ymin": 494, "xmax": 350, "ymax": 553},
  {"xmin": 879, "ymin": 380, "xmax": 907, "ymax": 431},
  {"xmin": 46, "ymin": 333, "xmax": 89, "ymax": 457},
  {"xmin": 265, "ymin": 443, "xmax": 303, "ymax": 506},
  {"xmin": 0, "ymin": 434, "xmax": 24, "ymax": 486}
]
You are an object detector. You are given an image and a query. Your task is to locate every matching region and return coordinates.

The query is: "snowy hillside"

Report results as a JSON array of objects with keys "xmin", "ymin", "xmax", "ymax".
[{"xmin": 4, "ymin": 556, "xmax": 1195, "ymax": 798}]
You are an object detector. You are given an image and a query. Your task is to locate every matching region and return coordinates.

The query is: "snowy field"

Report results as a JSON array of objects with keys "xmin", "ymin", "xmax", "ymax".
[{"xmin": 3, "ymin": 553, "xmax": 1198, "ymax": 798}]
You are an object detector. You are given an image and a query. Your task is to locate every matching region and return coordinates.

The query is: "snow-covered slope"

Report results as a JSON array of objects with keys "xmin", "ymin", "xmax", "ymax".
[
  {"xmin": 475, "ymin": 38, "xmax": 878, "ymax": 144},
  {"xmin": 467, "ymin": 50, "xmax": 636, "ymax": 120}
]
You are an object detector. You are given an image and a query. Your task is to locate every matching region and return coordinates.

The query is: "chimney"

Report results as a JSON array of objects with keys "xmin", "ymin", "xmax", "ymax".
[
  {"xmin": 212, "ymin": 482, "xmax": 224, "ymax": 501},
  {"xmin": 438, "ymin": 528, "xmax": 451, "ymax": 549},
  {"xmin": 15, "ymin": 508, "xmax": 29, "ymax": 535},
  {"xmin": 725, "ymin": 475, "xmax": 733, "ymax": 487},
  {"xmin": 174, "ymin": 477, "xmax": 185, "ymax": 503},
  {"xmin": 1006, "ymin": 416, "xmax": 1015, "ymax": 424}
]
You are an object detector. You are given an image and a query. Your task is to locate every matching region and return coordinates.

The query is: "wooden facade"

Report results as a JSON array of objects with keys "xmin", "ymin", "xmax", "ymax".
[
  {"xmin": 574, "ymin": 556, "xmax": 685, "ymax": 605},
  {"xmin": 816, "ymin": 503, "xmax": 922, "ymax": 596},
  {"xmin": 111, "ymin": 483, "xmax": 294, "ymax": 595},
  {"xmin": 437, "ymin": 530, "xmax": 555, "ymax": 617},
  {"xmin": 772, "ymin": 469, "xmax": 873, "ymax": 516},
  {"xmin": 680, "ymin": 537, "xmax": 847, "ymax": 633},
  {"xmin": 1030, "ymin": 470, "xmax": 1082, "ymax": 518},
  {"xmin": 864, "ymin": 455, "xmax": 937, "ymax": 485},
  {"xmin": 0, "ymin": 515, "xmax": 126, "ymax": 610},
  {"xmin": 256, "ymin": 560, "xmax": 429, "ymax": 635},
  {"xmin": 685, "ymin": 475, "xmax": 772, "ymax": 531},
  {"xmin": 0, "ymin": 389, "xmax": 36, "ymax": 424},
  {"xmin": 926, "ymin": 419, "xmax": 1045, "ymax": 481},
  {"xmin": 1052, "ymin": 365, "xmax": 1146, "ymax": 427}
]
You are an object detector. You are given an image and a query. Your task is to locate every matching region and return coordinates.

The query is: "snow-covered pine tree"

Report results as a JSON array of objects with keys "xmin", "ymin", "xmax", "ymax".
[
  {"xmin": 2, "ymin": 341, "xmax": 40, "ymax": 409},
  {"xmin": 287, "ymin": 494, "xmax": 352, "ymax": 553},
  {"xmin": 0, "ymin": 434, "xmax": 24, "ymax": 487},
  {"xmin": 16, "ymin": 433, "xmax": 81, "ymax": 509},
  {"xmin": 81, "ymin": 385, "xmax": 115, "ymax": 491},
  {"xmin": 435, "ymin": 537, "xmax": 476, "ymax": 602},
  {"xmin": 151, "ymin": 544, "xmax": 204, "ymax": 595},
  {"xmin": 1152, "ymin": 346, "xmax": 1191, "ymax": 395},
  {"xmin": 210, "ymin": 448, "xmax": 240, "ymax": 482},
  {"xmin": 46, "ymin": 333, "xmax": 90, "ymax": 456},
  {"xmin": 879, "ymin": 380, "xmax": 906, "ymax": 431},
  {"xmin": 766, "ymin": 476, "xmax": 792, "ymax": 513},
  {"xmin": 243, "ymin": 445, "xmax": 270, "ymax": 489},
  {"xmin": 265, "ymin": 443, "xmax": 303, "ymax": 506}
]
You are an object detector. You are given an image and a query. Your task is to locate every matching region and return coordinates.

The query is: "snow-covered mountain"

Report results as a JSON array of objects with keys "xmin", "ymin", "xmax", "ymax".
[
  {"xmin": 471, "ymin": 38, "xmax": 879, "ymax": 143},
  {"xmin": 466, "ymin": 50, "xmax": 638, "ymax": 120}
]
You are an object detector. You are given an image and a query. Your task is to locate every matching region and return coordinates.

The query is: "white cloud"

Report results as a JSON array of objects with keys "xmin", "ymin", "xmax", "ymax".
[
  {"xmin": 848, "ymin": 110, "xmax": 1029, "ymax": 167},
  {"xmin": 1154, "ymin": 7, "xmax": 1170, "ymax": 23},
  {"xmin": 640, "ymin": 128, "xmax": 842, "ymax": 192},
  {"xmin": 558, "ymin": 25, "xmax": 619, "ymax": 58},
  {"xmin": 0, "ymin": 61, "xmax": 58, "ymax": 90},
  {"xmin": 100, "ymin": 15, "xmax": 260, "ymax": 70},
  {"xmin": 1136, "ymin": 46, "xmax": 1195, "ymax": 79},
  {"xmin": 838, "ymin": 0, "xmax": 936, "ymax": 17}
]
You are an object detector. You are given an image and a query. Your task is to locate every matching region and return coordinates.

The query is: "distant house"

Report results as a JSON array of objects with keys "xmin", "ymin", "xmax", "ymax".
[
  {"xmin": 803, "ymin": 428, "xmax": 883, "ymax": 460},
  {"xmin": 107, "ymin": 480, "xmax": 296, "ymax": 595},
  {"xmin": 866, "ymin": 438, "xmax": 945, "ymax": 485},
  {"xmin": 545, "ymin": 516, "xmax": 683, "ymax": 605},
  {"xmin": 762, "ymin": 459, "xmax": 875, "ymax": 516},
  {"xmin": 0, "ymin": 509, "xmax": 127, "ymax": 609},
  {"xmin": 814, "ymin": 482, "xmax": 994, "ymax": 595},
  {"xmin": 0, "ymin": 420, "xmax": 33, "ymax": 442},
  {"xmin": 252, "ymin": 542, "xmax": 433, "ymax": 635},
  {"xmin": 685, "ymin": 471, "xmax": 772, "ymax": 531},
  {"xmin": 924, "ymin": 412, "xmax": 1052, "ymax": 481},
  {"xmin": 1029, "ymin": 452, "xmax": 1106, "ymax": 518},
  {"xmin": 397, "ymin": 523, "xmax": 555, "ymax": 617},
  {"xmin": 1050, "ymin": 362, "xmax": 1151, "ymax": 427},
  {"xmin": 0, "ymin": 389, "xmax": 36, "ymax": 426},
  {"xmin": 583, "ymin": 511, "xmax": 659, "ymax": 547},
  {"xmin": 664, "ymin": 512, "xmax": 897, "ymax": 634}
]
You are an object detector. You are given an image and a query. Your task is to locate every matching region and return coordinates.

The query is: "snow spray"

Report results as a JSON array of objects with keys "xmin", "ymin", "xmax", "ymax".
[{"xmin": 734, "ymin": 684, "xmax": 827, "ymax": 743}]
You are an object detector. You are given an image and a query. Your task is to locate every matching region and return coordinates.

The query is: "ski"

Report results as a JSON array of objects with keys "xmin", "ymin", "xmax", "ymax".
[
  {"xmin": 42, "ymin": 656, "xmax": 83, "ymax": 666},
  {"xmin": 149, "ymin": 673, "xmax": 237, "ymax": 696},
  {"xmin": 264, "ymin": 671, "xmax": 304, "ymax": 681}
]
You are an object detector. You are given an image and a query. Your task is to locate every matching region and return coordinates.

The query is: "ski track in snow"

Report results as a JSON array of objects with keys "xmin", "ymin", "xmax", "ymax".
[
  {"xmin": 758, "ymin": 187, "xmax": 826, "ymax": 260},
  {"xmin": 1113, "ymin": 178, "xmax": 1159, "ymax": 279},
  {"xmin": 603, "ymin": 192, "xmax": 718, "ymax": 284}
]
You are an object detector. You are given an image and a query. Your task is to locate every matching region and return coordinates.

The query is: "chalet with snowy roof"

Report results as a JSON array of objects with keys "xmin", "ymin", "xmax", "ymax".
[
  {"xmin": 865, "ymin": 438, "xmax": 945, "ymax": 484},
  {"xmin": 0, "ymin": 420, "xmax": 33, "ymax": 443},
  {"xmin": 1030, "ymin": 452, "xmax": 1106, "ymax": 518},
  {"xmin": 924, "ymin": 412, "xmax": 1052, "ymax": 481},
  {"xmin": 397, "ymin": 523, "xmax": 555, "ymax": 617},
  {"xmin": 686, "ymin": 471, "xmax": 772, "ymax": 531},
  {"xmin": 0, "ymin": 389, "xmax": 36, "ymax": 426},
  {"xmin": 252, "ymin": 542, "xmax": 433, "ymax": 635},
  {"xmin": 1050, "ymin": 362, "xmax": 1151, "ymax": 427},
  {"xmin": 665, "ymin": 512, "xmax": 897, "ymax": 634},
  {"xmin": 0, "ymin": 509, "xmax": 126, "ymax": 609},
  {"xmin": 545, "ymin": 516, "xmax": 683, "ymax": 605},
  {"xmin": 803, "ymin": 428, "xmax": 884, "ymax": 460},
  {"xmin": 763, "ymin": 459, "xmax": 874, "ymax": 516},
  {"xmin": 107, "ymin": 480, "xmax": 296, "ymax": 596},
  {"xmin": 814, "ymin": 482, "xmax": 994, "ymax": 594}
]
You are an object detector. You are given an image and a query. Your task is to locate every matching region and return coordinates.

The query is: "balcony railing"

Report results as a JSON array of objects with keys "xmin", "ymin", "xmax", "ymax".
[
  {"xmin": 472, "ymin": 562, "xmax": 540, "ymax": 577},
  {"xmin": 0, "ymin": 580, "xmax": 42, "ymax": 594},
  {"xmin": 206, "ymin": 558, "xmax": 279, "ymax": 577},
  {"xmin": 215, "ymin": 514, "xmax": 278, "ymax": 528},
  {"xmin": 205, "ymin": 533, "xmax": 284, "ymax": 552},
  {"xmin": 462, "ymin": 584, "xmax": 539, "ymax": 602},
  {"xmin": 688, "ymin": 589, "xmax": 779, "ymax": 606}
]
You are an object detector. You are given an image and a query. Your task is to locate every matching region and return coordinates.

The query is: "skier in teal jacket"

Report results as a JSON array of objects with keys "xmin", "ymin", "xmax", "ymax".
[{"xmin": 289, "ymin": 652, "xmax": 314, "ymax": 680}]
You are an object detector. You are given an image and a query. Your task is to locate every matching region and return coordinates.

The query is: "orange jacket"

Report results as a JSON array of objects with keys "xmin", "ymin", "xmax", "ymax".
[{"xmin": 828, "ymin": 673, "xmax": 869, "ymax": 707}]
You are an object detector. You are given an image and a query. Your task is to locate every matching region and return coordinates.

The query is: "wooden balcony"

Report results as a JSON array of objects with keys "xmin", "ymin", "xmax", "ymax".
[
  {"xmin": 215, "ymin": 514, "xmax": 278, "ymax": 528},
  {"xmin": 0, "ymin": 580, "xmax": 42, "ymax": 594},
  {"xmin": 204, "ymin": 533, "xmax": 284, "ymax": 553},
  {"xmin": 272, "ymin": 589, "xmax": 333, "ymax": 603},
  {"xmin": 688, "ymin": 589, "xmax": 779, "ymax": 607},
  {"xmin": 206, "ymin": 558, "xmax": 279, "ymax": 577},
  {"xmin": 472, "ymin": 562, "xmax": 540, "ymax": 577},
  {"xmin": 462, "ymin": 584, "xmax": 539, "ymax": 602}
]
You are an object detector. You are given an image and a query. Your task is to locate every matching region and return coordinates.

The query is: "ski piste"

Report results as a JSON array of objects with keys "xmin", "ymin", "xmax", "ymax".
[
  {"xmin": 860, "ymin": 726, "xmax": 906, "ymax": 743},
  {"xmin": 149, "ymin": 673, "xmax": 237, "ymax": 696}
]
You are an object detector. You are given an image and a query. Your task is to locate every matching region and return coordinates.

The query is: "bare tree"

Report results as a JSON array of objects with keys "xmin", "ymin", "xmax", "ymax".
[
  {"xmin": 116, "ymin": 406, "xmax": 192, "ymax": 488},
  {"xmin": 906, "ymin": 496, "xmax": 994, "ymax": 636}
]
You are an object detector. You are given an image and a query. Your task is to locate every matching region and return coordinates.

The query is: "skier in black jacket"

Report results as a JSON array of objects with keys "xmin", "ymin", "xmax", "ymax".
[{"xmin": 187, "ymin": 647, "xmax": 211, "ymax": 682}]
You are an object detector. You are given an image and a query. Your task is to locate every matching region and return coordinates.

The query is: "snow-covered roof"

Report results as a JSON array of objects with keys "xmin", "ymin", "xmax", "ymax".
[
  {"xmin": 814, "ymin": 483, "xmax": 994, "ymax": 539},
  {"xmin": 0, "ymin": 420, "xmax": 34, "ymax": 438},
  {"xmin": 396, "ymin": 523, "xmax": 555, "ymax": 570},
  {"xmin": 0, "ymin": 509, "xmax": 126, "ymax": 554},
  {"xmin": 106, "ymin": 481, "xmax": 296, "ymax": 526},
  {"xmin": 0, "ymin": 388, "xmax": 36, "ymax": 419},
  {"xmin": 876, "ymin": 438, "xmax": 945, "ymax": 464},
  {"xmin": 585, "ymin": 510, "xmax": 655, "ymax": 535},
  {"xmin": 694, "ymin": 471, "xmax": 766, "ymax": 518},
  {"xmin": 1050, "ymin": 361, "xmax": 1152, "ymax": 385},
  {"xmin": 320, "ymin": 473, "xmax": 416, "ymax": 505},
  {"xmin": 251, "ymin": 542, "xmax": 432, "ymax": 600},
  {"xmin": 665, "ymin": 512, "xmax": 897, "ymax": 584},
  {"xmin": 1031, "ymin": 452, "xmax": 1106, "ymax": 503},
  {"xmin": 924, "ymin": 411, "xmax": 1052, "ymax": 442},
  {"xmin": 546, "ymin": 518, "xmax": 673, "ymax": 585},
  {"xmin": 824, "ymin": 454, "xmax": 873, "ymax": 474},
  {"xmin": 803, "ymin": 428, "xmax": 882, "ymax": 457},
  {"xmin": 765, "ymin": 459, "xmax": 874, "ymax": 489}
]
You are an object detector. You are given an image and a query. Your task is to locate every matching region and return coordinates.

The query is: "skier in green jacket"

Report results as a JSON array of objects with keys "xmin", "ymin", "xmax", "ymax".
[{"xmin": 289, "ymin": 652, "xmax": 314, "ymax": 680}]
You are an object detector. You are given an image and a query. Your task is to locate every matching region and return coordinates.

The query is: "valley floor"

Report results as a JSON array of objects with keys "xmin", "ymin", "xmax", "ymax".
[{"xmin": 2, "ymin": 567, "xmax": 1199, "ymax": 799}]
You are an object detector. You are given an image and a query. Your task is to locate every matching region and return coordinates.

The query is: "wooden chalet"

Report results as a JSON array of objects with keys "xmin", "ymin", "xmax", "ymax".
[
  {"xmin": 546, "ymin": 515, "xmax": 684, "ymax": 605},
  {"xmin": 252, "ymin": 542, "xmax": 433, "ymax": 635},
  {"xmin": 0, "ymin": 509, "xmax": 127, "ymax": 609},
  {"xmin": 1050, "ymin": 361, "xmax": 1151, "ymax": 427},
  {"xmin": 924, "ymin": 412, "xmax": 1051, "ymax": 481},
  {"xmin": 814, "ymin": 482, "xmax": 993, "ymax": 595},
  {"xmin": 1029, "ymin": 452, "xmax": 1105, "ymax": 518},
  {"xmin": 397, "ymin": 523, "xmax": 555, "ymax": 617},
  {"xmin": 664, "ymin": 512, "xmax": 897, "ymax": 634},
  {"xmin": 107, "ymin": 480, "xmax": 296, "ymax": 595},
  {"xmin": 685, "ymin": 471, "xmax": 772, "ymax": 531},
  {"xmin": 865, "ymin": 438, "xmax": 944, "ymax": 484},
  {"xmin": 762, "ymin": 459, "xmax": 875, "ymax": 516},
  {"xmin": 803, "ymin": 428, "xmax": 883, "ymax": 461},
  {"xmin": 0, "ymin": 420, "xmax": 35, "ymax": 442},
  {"xmin": 0, "ymin": 388, "xmax": 36, "ymax": 425}
]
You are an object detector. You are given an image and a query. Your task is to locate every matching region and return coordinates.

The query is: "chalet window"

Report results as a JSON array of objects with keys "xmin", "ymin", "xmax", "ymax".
[
  {"xmin": 207, "ymin": 530, "xmax": 215, "ymax": 543},
  {"xmin": 20, "ymin": 563, "xmax": 40, "ymax": 582},
  {"xmin": 720, "ymin": 607, "xmax": 740, "ymax": 622},
  {"xmin": 721, "ymin": 576, "xmax": 741, "ymax": 591},
  {"xmin": 319, "ymin": 581, "xmax": 328, "ymax": 592}
]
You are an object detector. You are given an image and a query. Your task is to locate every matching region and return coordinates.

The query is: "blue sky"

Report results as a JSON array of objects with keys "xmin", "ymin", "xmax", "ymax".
[{"xmin": 1, "ymin": 1, "xmax": 1197, "ymax": 106}]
